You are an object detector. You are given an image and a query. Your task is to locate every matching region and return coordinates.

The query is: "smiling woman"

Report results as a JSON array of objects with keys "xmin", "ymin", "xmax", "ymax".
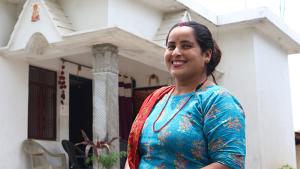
[
  {"xmin": 125, "ymin": 21, "xmax": 246, "ymax": 169},
  {"xmin": 164, "ymin": 22, "xmax": 221, "ymax": 90}
]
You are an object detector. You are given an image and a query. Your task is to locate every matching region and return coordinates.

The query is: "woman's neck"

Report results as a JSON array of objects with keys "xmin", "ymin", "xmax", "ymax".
[{"xmin": 173, "ymin": 75, "xmax": 210, "ymax": 95}]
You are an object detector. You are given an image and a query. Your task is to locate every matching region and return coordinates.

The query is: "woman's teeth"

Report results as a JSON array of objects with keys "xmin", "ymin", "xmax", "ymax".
[{"xmin": 172, "ymin": 61, "xmax": 185, "ymax": 65}]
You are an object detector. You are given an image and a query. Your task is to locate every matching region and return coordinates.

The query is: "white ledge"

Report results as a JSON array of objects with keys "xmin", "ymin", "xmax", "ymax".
[{"xmin": 175, "ymin": 1, "xmax": 300, "ymax": 54}]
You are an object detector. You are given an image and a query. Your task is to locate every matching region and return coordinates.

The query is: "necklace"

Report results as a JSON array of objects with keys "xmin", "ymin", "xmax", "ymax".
[{"xmin": 152, "ymin": 79, "xmax": 207, "ymax": 132}]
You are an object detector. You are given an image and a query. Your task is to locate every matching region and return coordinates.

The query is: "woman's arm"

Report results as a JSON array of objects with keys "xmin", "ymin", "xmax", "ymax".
[
  {"xmin": 202, "ymin": 90, "xmax": 246, "ymax": 169},
  {"xmin": 202, "ymin": 162, "xmax": 230, "ymax": 169},
  {"xmin": 124, "ymin": 158, "xmax": 130, "ymax": 169}
]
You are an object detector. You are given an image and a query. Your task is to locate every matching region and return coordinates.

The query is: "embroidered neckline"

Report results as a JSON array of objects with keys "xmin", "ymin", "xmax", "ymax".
[{"xmin": 152, "ymin": 79, "xmax": 207, "ymax": 132}]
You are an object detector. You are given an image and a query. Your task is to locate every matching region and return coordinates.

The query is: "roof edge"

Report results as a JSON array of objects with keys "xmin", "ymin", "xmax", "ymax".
[
  {"xmin": 176, "ymin": 0, "xmax": 218, "ymax": 24},
  {"xmin": 217, "ymin": 7, "xmax": 300, "ymax": 54},
  {"xmin": 174, "ymin": 1, "xmax": 300, "ymax": 53}
]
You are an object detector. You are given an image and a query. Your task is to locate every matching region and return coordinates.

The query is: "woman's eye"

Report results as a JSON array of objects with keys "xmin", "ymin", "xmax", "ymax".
[
  {"xmin": 182, "ymin": 44, "xmax": 192, "ymax": 49},
  {"xmin": 167, "ymin": 45, "xmax": 175, "ymax": 50}
]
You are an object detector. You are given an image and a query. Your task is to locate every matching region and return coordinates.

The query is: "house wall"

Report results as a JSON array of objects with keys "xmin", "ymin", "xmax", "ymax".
[
  {"xmin": 217, "ymin": 28, "xmax": 297, "ymax": 168},
  {"xmin": 119, "ymin": 56, "xmax": 170, "ymax": 87},
  {"xmin": 60, "ymin": 0, "xmax": 163, "ymax": 40},
  {"xmin": 253, "ymin": 31, "xmax": 296, "ymax": 168},
  {"xmin": 59, "ymin": 0, "xmax": 163, "ymax": 40},
  {"xmin": 217, "ymin": 28, "xmax": 261, "ymax": 169},
  {"xmin": 59, "ymin": 0, "xmax": 108, "ymax": 31},
  {"xmin": 108, "ymin": 0, "xmax": 163, "ymax": 40},
  {"xmin": 0, "ymin": 1, "xmax": 17, "ymax": 47},
  {"xmin": 0, "ymin": 56, "xmax": 29, "ymax": 169}
]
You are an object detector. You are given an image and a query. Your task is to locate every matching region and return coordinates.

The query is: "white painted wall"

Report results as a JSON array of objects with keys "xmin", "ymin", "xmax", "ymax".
[
  {"xmin": 119, "ymin": 56, "xmax": 170, "ymax": 87},
  {"xmin": 108, "ymin": 0, "xmax": 163, "ymax": 40},
  {"xmin": 61, "ymin": 0, "xmax": 164, "ymax": 40},
  {"xmin": 288, "ymin": 54, "xmax": 300, "ymax": 131},
  {"xmin": 59, "ymin": 0, "xmax": 108, "ymax": 31},
  {"xmin": 253, "ymin": 31, "xmax": 296, "ymax": 168},
  {"xmin": 217, "ymin": 28, "xmax": 296, "ymax": 168},
  {"xmin": 0, "ymin": 56, "xmax": 29, "ymax": 169},
  {"xmin": 0, "ymin": 1, "xmax": 17, "ymax": 47},
  {"xmin": 217, "ymin": 28, "xmax": 261, "ymax": 169}
]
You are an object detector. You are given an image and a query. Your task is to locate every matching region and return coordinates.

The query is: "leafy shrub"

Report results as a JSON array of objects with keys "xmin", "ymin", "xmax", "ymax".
[
  {"xmin": 279, "ymin": 164, "xmax": 294, "ymax": 169},
  {"xmin": 76, "ymin": 130, "xmax": 127, "ymax": 169}
]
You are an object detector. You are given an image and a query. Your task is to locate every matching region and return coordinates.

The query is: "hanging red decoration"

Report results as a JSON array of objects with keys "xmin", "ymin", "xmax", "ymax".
[{"xmin": 58, "ymin": 61, "xmax": 66, "ymax": 105}]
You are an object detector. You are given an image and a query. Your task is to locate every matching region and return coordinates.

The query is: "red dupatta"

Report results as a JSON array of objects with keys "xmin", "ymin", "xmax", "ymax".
[{"xmin": 127, "ymin": 85, "xmax": 174, "ymax": 169}]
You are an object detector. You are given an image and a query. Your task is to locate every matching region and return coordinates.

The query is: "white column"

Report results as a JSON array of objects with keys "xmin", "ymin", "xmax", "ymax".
[{"xmin": 92, "ymin": 43, "xmax": 119, "ymax": 151}]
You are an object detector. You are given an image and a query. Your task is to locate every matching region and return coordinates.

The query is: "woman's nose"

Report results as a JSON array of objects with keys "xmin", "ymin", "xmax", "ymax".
[{"xmin": 172, "ymin": 47, "xmax": 181, "ymax": 56}]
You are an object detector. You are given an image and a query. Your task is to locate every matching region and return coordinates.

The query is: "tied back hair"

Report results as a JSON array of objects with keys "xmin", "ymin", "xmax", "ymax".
[{"xmin": 166, "ymin": 21, "xmax": 222, "ymax": 84}]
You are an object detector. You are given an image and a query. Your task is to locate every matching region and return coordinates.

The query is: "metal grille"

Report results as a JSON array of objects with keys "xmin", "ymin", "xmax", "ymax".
[{"xmin": 28, "ymin": 66, "xmax": 57, "ymax": 140}]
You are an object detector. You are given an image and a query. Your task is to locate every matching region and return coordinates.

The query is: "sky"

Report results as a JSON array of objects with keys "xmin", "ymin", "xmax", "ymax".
[
  {"xmin": 196, "ymin": 0, "xmax": 300, "ymax": 131},
  {"xmin": 285, "ymin": 0, "xmax": 300, "ymax": 132}
]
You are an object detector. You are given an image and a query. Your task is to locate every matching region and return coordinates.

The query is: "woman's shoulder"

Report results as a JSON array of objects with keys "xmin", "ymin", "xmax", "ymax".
[
  {"xmin": 195, "ymin": 85, "xmax": 244, "ymax": 117},
  {"xmin": 196, "ymin": 85, "xmax": 231, "ymax": 97},
  {"xmin": 195, "ymin": 85, "xmax": 242, "ymax": 107}
]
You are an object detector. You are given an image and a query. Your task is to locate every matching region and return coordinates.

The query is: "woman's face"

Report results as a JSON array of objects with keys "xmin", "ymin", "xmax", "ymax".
[{"xmin": 164, "ymin": 26, "xmax": 211, "ymax": 82}]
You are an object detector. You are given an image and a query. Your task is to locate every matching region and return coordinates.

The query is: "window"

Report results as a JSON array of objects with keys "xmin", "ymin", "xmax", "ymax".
[{"xmin": 28, "ymin": 66, "xmax": 57, "ymax": 140}]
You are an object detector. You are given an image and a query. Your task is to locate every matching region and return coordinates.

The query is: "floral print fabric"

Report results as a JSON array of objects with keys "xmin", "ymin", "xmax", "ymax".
[{"xmin": 138, "ymin": 85, "xmax": 245, "ymax": 169}]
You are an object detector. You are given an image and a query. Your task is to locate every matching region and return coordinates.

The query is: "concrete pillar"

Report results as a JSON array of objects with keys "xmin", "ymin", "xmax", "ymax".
[{"xmin": 92, "ymin": 43, "xmax": 119, "ymax": 155}]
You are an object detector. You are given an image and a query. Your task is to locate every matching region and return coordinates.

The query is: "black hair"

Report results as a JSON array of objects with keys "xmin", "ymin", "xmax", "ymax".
[{"xmin": 165, "ymin": 21, "xmax": 222, "ymax": 82}]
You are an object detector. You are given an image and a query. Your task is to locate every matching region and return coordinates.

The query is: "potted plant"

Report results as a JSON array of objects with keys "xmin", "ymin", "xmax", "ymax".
[
  {"xmin": 76, "ymin": 130, "xmax": 127, "ymax": 169},
  {"xmin": 279, "ymin": 164, "xmax": 295, "ymax": 169}
]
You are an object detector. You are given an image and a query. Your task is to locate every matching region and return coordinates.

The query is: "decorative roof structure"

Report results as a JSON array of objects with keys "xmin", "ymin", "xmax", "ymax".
[{"xmin": 0, "ymin": 0, "xmax": 299, "ymax": 69}]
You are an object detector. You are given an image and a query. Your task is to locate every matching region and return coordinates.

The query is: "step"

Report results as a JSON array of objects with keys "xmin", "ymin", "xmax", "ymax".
[
  {"xmin": 47, "ymin": 7, "xmax": 67, "ymax": 18},
  {"xmin": 53, "ymin": 20, "xmax": 75, "ymax": 31},
  {"xmin": 44, "ymin": 1, "xmax": 63, "ymax": 11},
  {"xmin": 57, "ymin": 27, "xmax": 74, "ymax": 34},
  {"xmin": 163, "ymin": 11, "xmax": 186, "ymax": 20},
  {"xmin": 57, "ymin": 25, "xmax": 75, "ymax": 32},
  {"xmin": 52, "ymin": 17, "xmax": 73, "ymax": 26},
  {"xmin": 52, "ymin": 17, "xmax": 72, "ymax": 25}
]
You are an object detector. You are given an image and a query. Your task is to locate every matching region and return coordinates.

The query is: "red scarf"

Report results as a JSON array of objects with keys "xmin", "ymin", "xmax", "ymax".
[{"xmin": 127, "ymin": 86, "xmax": 174, "ymax": 169}]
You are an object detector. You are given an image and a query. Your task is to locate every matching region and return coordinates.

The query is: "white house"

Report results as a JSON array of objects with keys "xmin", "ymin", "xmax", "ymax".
[{"xmin": 0, "ymin": 0, "xmax": 300, "ymax": 169}]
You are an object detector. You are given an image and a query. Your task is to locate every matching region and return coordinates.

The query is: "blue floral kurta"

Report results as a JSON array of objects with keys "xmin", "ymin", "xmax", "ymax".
[{"xmin": 138, "ymin": 85, "xmax": 245, "ymax": 169}]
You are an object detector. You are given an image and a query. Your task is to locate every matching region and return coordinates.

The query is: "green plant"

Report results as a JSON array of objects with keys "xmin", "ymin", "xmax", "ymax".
[
  {"xmin": 85, "ymin": 151, "xmax": 127, "ymax": 169},
  {"xmin": 279, "ymin": 164, "xmax": 294, "ymax": 169},
  {"xmin": 76, "ymin": 130, "xmax": 127, "ymax": 169}
]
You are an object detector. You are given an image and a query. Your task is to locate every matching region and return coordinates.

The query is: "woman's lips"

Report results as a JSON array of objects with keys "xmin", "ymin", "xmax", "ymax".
[{"xmin": 171, "ymin": 60, "xmax": 186, "ymax": 68}]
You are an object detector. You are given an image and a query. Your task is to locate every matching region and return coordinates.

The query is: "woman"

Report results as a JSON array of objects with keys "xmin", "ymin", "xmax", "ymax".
[{"xmin": 125, "ymin": 21, "xmax": 245, "ymax": 169}]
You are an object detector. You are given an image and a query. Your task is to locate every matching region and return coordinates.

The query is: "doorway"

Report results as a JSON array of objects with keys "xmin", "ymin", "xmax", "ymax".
[{"xmin": 69, "ymin": 75, "xmax": 93, "ymax": 149}]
